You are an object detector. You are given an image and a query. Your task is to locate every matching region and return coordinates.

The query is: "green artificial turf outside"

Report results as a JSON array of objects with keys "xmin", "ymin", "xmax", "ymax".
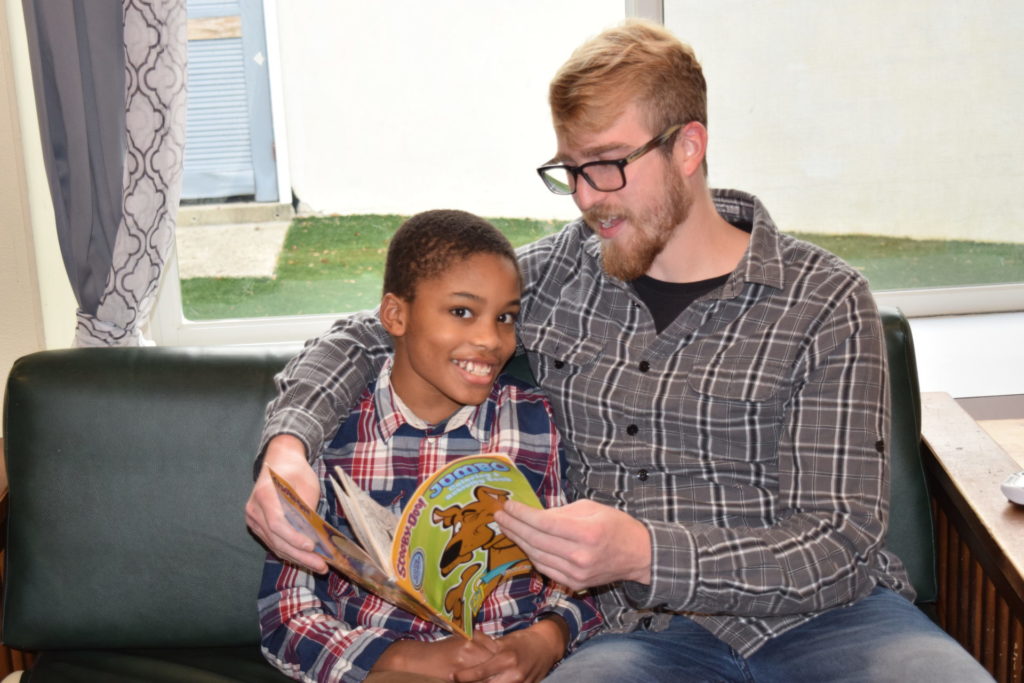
[{"xmin": 181, "ymin": 215, "xmax": 1024, "ymax": 320}]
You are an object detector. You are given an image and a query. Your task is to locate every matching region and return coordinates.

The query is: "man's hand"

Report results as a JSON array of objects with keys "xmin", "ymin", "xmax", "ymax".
[
  {"xmin": 244, "ymin": 434, "xmax": 327, "ymax": 572},
  {"xmin": 495, "ymin": 499, "xmax": 652, "ymax": 591},
  {"xmin": 453, "ymin": 617, "xmax": 568, "ymax": 683}
]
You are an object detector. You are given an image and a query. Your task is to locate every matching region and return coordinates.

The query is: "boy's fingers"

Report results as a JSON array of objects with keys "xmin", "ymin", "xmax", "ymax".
[
  {"xmin": 470, "ymin": 629, "xmax": 501, "ymax": 653},
  {"xmin": 453, "ymin": 653, "xmax": 509, "ymax": 683}
]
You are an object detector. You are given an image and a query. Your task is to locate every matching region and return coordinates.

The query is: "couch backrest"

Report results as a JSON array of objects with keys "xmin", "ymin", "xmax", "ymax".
[
  {"xmin": 878, "ymin": 306, "xmax": 937, "ymax": 604},
  {"xmin": 2, "ymin": 346, "xmax": 295, "ymax": 650},
  {"xmin": 2, "ymin": 306, "xmax": 934, "ymax": 652}
]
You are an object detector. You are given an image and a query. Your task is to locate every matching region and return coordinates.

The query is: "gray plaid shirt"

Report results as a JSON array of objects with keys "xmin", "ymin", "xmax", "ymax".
[{"xmin": 261, "ymin": 189, "xmax": 913, "ymax": 657}]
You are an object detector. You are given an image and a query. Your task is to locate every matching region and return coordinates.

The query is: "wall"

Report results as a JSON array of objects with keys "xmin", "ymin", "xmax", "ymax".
[
  {"xmin": 0, "ymin": 0, "xmax": 44, "ymax": 396},
  {"xmin": 271, "ymin": 2, "xmax": 1023, "ymax": 244},
  {"xmin": 665, "ymin": 0, "xmax": 1024, "ymax": 242},
  {"xmin": 273, "ymin": 0, "xmax": 622, "ymax": 221},
  {"xmin": 2, "ymin": 0, "xmax": 76, "ymax": 358}
]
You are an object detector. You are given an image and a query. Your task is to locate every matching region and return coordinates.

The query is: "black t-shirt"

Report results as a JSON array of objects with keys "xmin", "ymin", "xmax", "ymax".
[{"xmin": 631, "ymin": 272, "xmax": 729, "ymax": 333}]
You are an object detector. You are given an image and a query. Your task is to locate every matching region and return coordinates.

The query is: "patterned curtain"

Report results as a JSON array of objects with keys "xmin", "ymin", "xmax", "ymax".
[{"xmin": 23, "ymin": 0, "xmax": 186, "ymax": 347}]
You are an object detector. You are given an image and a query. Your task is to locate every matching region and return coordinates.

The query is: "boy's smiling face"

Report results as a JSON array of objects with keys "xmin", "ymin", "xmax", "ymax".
[{"xmin": 382, "ymin": 252, "xmax": 521, "ymax": 424}]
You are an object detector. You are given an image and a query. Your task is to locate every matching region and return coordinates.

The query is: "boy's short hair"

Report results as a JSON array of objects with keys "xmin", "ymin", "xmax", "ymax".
[
  {"xmin": 550, "ymin": 19, "xmax": 707, "ymax": 165},
  {"xmin": 383, "ymin": 209, "xmax": 520, "ymax": 301}
]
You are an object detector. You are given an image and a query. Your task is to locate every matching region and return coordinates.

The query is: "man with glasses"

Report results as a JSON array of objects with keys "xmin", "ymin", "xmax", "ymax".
[{"xmin": 246, "ymin": 20, "xmax": 991, "ymax": 682}]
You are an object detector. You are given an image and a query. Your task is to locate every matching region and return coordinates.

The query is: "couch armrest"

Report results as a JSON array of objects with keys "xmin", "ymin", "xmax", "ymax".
[
  {"xmin": 1, "ymin": 439, "xmax": 7, "ymax": 552},
  {"xmin": 878, "ymin": 306, "xmax": 938, "ymax": 604},
  {"xmin": 0, "ymin": 438, "xmax": 35, "ymax": 679},
  {"xmin": 2, "ymin": 347, "xmax": 293, "ymax": 651}
]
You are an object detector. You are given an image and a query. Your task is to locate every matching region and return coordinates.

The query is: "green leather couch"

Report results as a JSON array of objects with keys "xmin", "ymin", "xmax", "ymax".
[{"xmin": 0, "ymin": 307, "xmax": 934, "ymax": 681}]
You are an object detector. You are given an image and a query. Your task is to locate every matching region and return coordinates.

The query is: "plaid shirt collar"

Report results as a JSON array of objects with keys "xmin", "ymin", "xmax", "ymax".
[
  {"xmin": 579, "ymin": 188, "xmax": 787, "ymax": 297},
  {"xmin": 370, "ymin": 357, "xmax": 490, "ymax": 443}
]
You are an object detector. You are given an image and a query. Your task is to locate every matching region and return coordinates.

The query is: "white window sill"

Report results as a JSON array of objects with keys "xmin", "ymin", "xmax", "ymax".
[{"xmin": 150, "ymin": 253, "xmax": 1024, "ymax": 399}]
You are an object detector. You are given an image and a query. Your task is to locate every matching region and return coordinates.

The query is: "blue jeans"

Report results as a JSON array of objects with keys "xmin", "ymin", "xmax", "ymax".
[{"xmin": 545, "ymin": 588, "xmax": 992, "ymax": 682}]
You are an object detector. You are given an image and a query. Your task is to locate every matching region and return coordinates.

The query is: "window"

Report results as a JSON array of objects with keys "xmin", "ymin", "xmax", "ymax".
[
  {"xmin": 663, "ymin": 0, "xmax": 1024, "ymax": 317},
  {"xmin": 150, "ymin": 0, "xmax": 1023, "ymax": 347},
  {"xmin": 152, "ymin": 0, "xmax": 624, "ymax": 345}
]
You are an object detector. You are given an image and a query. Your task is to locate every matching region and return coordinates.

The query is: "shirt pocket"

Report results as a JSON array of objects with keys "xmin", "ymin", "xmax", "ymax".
[
  {"xmin": 687, "ymin": 355, "xmax": 790, "ymax": 403},
  {"xmin": 519, "ymin": 311, "xmax": 607, "ymax": 384},
  {"xmin": 684, "ymin": 339, "xmax": 792, "ymax": 465}
]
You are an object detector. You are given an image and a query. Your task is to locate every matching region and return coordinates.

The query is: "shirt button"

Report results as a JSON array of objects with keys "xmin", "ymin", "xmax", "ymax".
[
  {"xmin": 875, "ymin": 439, "xmax": 885, "ymax": 452},
  {"xmin": 639, "ymin": 360, "xmax": 650, "ymax": 372},
  {"xmin": 637, "ymin": 469, "xmax": 648, "ymax": 481},
  {"xmin": 553, "ymin": 360, "xmax": 565, "ymax": 369},
  {"xmin": 626, "ymin": 424, "xmax": 639, "ymax": 436}
]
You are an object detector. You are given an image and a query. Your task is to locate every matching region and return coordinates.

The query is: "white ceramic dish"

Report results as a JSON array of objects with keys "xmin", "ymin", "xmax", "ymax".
[{"xmin": 1000, "ymin": 471, "xmax": 1024, "ymax": 505}]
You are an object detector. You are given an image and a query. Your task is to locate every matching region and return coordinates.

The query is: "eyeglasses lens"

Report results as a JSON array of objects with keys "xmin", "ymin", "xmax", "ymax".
[
  {"xmin": 541, "ymin": 167, "xmax": 574, "ymax": 195},
  {"xmin": 583, "ymin": 163, "xmax": 625, "ymax": 192}
]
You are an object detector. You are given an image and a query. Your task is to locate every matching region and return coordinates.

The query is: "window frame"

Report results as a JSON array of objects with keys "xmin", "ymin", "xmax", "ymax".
[{"xmin": 148, "ymin": 246, "xmax": 1024, "ymax": 347}]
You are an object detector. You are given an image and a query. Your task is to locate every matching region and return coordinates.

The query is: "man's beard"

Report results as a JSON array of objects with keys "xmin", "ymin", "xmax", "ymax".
[{"xmin": 585, "ymin": 166, "xmax": 692, "ymax": 281}]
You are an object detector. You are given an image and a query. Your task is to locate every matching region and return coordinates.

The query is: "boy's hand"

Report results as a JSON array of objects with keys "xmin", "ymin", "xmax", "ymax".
[
  {"xmin": 245, "ymin": 434, "xmax": 327, "ymax": 573},
  {"xmin": 496, "ymin": 499, "xmax": 652, "ymax": 591},
  {"xmin": 454, "ymin": 617, "xmax": 569, "ymax": 683},
  {"xmin": 372, "ymin": 633, "xmax": 500, "ymax": 679}
]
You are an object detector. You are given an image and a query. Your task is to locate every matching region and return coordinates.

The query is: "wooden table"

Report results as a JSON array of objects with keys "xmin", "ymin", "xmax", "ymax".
[
  {"xmin": 921, "ymin": 393, "xmax": 1024, "ymax": 681},
  {"xmin": 978, "ymin": 418, "xmax": 1024, "ymax": 470},
  {"xmin": 922, "ymin": 394, "xmax": 1024, "ymax": 579}
]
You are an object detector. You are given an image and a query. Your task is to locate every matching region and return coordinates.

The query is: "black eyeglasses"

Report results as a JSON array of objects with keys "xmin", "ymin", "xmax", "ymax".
[{"xmin": 537, "ymin": 123, "xmax": 686, "ymax": 195}]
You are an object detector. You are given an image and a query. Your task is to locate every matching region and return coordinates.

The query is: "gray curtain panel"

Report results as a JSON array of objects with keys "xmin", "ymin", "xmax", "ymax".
[
  {"xmin": 22, "ymin": 0, "xmax": 186, "ymax": 346},
  {"xmin": 21, "ymin": 0, "xmax": 125, "ymax": 318}
]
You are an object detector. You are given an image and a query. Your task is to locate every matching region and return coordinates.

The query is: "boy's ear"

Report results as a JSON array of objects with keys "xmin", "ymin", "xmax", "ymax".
[{"xmin": 379, "ymin": 292, "xmax": 408, "ymax": 337}]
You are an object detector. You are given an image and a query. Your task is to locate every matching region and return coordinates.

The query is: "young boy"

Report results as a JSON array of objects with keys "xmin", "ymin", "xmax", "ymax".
[{"xmin": 258, "ymin": 210, "xmax": 601, "ymax": 683}]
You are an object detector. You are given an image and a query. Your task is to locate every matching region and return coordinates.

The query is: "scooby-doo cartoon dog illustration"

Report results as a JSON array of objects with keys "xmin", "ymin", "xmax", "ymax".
[{"xmin": 431, "ymin": 485, "xmax": 532, "ymax": 624}]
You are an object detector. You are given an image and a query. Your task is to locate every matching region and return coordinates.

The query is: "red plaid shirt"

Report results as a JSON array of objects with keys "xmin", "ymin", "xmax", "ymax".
[{"xmin": 258, "ymin": 361, "xmax": 602, "ymax": 682}]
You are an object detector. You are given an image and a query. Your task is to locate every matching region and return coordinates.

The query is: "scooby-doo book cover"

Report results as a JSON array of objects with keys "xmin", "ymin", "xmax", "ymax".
[
  {"xmin": 391, "ymin": 453, "xmax": 543, "ymax": 638},
  {"xmin": 270, "ymin": 453, "xmax": 543, "ymax": 638}
]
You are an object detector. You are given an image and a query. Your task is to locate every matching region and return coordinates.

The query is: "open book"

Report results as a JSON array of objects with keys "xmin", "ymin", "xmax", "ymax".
[{"xmin": 271, "ymin": 453, "xmax": 543, "ymax": 638}]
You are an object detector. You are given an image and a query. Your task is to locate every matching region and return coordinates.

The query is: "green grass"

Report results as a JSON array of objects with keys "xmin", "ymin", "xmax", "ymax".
[
  {"xmin": 181, "ymin": 215, "xmax": 1024, "ymax": 320},
  {"xmin": 181, "ymin": 215, "xmax": 563, "ymax": 319},
  {"xmin": 791, "ymin": 233, "xmax": 1024, "ymax": 290}
]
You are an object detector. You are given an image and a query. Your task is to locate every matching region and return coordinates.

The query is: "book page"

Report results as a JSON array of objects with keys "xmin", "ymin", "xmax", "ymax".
[
  {"xmin": 390, "ymin": 454, "xmax": 544, "ymax": 637},
  {"xmin": 330, "ymin": 466, "xmax": 400, "ymax": 571},
  {"xmin": 269, "ymin": 469, "xmax": 451, "ymax": 631}
]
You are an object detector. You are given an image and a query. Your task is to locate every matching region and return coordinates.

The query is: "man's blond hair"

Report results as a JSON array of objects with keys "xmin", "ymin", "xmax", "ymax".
[{"xmin": 550, "ymin": 20, "xmax": 707, "ymax": 148}]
